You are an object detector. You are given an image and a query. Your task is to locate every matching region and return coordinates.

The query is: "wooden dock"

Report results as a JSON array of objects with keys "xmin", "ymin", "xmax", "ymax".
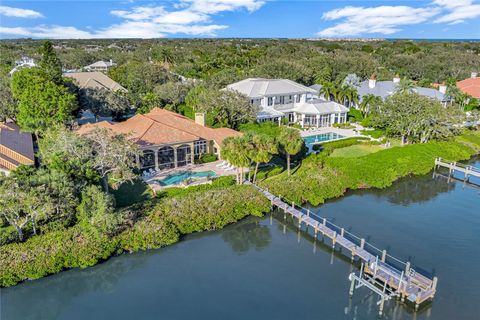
[
  {"xmin": 250, "ymin": 183, "xmax": 438, "ymax": 315},
  {"xmin": 435, "ymin": 157, "xmax": 480, "ymax": 180}
]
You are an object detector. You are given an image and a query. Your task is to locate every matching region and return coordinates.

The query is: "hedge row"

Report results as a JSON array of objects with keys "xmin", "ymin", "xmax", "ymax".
[
  {"xmin": 262, "ymin": 132, "xmax": 480, "ymax": 206},
  {"xmin": 0, "ymin": 185, "xmax": 271, "ymax": 287}
]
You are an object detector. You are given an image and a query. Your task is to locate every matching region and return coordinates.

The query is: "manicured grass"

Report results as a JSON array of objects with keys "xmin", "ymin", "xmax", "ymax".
[
  {"xmin": 330, "ymin": 144, "xmax": 383, "ymax": 158},
  {"xmin": 361, "ymin": 129, "xmax": 385, "ymax": 139},
  {"xmin": 112, "ymin": 179, "xmax": 152, "ymax": 208},
  {"xmin": 261, "ymin": 131, "xmax": 480, "ymax": 206}
]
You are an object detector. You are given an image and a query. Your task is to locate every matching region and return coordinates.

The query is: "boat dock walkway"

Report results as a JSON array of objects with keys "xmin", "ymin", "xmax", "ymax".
[
  {"xmin": 435, "ymin": 157, "xmax": 480, "ymax": 180},
  {"xmin": 249, "ymin": 183, "xmax": 438, "ymax": 315}
]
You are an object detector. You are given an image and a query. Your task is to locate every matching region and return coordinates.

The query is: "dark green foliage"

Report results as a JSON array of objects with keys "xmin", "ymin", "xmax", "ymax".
[
  {"xmin": 262, "ymin": 132, "xmax": 480, "ymax": 206},
  {"xmin": 194, "ymin": 153, "xmax": 218, "ymax": 164},
  {"xmin": 348, "ymin": 108, "xmax": 364, "ymax": 122},
  {"xmin": 0, "ymin": 184, "xmax": 270, "ymax": 287},
  {"xmin": 38, "ymin": 41, "xmax": 63, "ymax": 84},
  {"xmin": 159, "ymin": 185, "xmax": 271, "ymax": 234}
]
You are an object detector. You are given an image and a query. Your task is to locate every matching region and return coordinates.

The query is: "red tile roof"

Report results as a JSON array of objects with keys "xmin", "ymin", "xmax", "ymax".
[
  {"xmin": 457, "ymin": 77, "xmax": 480, "ymax": 98},
  {"xmin": 77, "ymin": 108, "xmax": 241, "ymax": 147}
]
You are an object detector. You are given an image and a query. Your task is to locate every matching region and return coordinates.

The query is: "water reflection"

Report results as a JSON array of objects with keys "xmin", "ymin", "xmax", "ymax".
[
  {"xmin": 221, "ymin": 217, "xmax": 271, "ymax": 254},
  {"xmin": 2, "ymin": 250, "xmax": 150, "ymax": 320}
]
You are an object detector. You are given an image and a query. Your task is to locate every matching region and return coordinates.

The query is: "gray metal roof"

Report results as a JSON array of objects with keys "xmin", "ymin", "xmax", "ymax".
[
  {"xmin": 227, "ymin": 78, "xmax": 316, "ymax": 98},
  {"xmin": 256, "ymin": 107, "xmax": 285, "ymax": 120},
  {"xmin": 292, "ymin": 99, "xmax": 349, "ymax": 115},
  {"xmin": 357, "ymin": 80, "xmax": 446, "ymax": 101}
]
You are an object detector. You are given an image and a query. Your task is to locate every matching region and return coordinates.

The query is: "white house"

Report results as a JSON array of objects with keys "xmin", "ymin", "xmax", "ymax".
[
  {"xmin": 84, "ymin": 60, "xmax": 115, "ymax": 72},
  {"xmin": 226, "ymin": 78, "xmax": 348, "ymax": 128},
  {"xmin": 9, "ymin": 57, "xmax": 37, "ymax": 75}
]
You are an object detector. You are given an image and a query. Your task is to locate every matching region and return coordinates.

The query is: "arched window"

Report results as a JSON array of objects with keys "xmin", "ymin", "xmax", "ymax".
[
  {"xmin": 158, "ymin": 146, "xmax": 175, "ymax": 170},
  {"xmin": 176, "ymin": 144, "xmax": 192, "ymax": 167},
  {"xmin": 140, "ymin": 149, "xmax": 155, "ymax": 169}
]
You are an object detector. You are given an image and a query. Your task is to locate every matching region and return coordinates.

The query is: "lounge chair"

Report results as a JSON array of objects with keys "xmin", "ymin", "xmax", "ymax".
[
  {"xmin": 225, "ymin": 165, "xmax": 236, "ymax": 171},
  {"xmin": 216, "ymin": 160, "xmax": 227, "ymax": 167},
  {"xmin": 220, "ymin": 162, "xmax": 231, "ymax": 169}
]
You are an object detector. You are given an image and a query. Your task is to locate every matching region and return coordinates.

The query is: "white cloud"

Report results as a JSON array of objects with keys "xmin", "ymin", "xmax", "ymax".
[
  {"xmin": 0, "ymin": 5, "xmax": 43, "ymax": 18},
  {"xmin": 433, "ymin": 0, "xmax": 480, "ymax": 24},
  {"xmin": 0, "ymin": 0, "xmax": 264, "ymax": 38},
  {"xmin": 318, "ymin": 6, "xmax": 439, "ymax": 37},
  {"xmin": 318, "ymin": 1, "xmax": 480, "ymax": 37}
]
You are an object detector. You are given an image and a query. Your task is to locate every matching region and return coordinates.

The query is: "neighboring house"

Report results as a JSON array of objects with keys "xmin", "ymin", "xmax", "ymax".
[
  {"xmin": 64, "ymin": 72, "xmax": 126, "ymax": 92},
  {"xmin": 0, "ymin": 122, "xmax": 34, "ymax": 175},
  {"xmin": 226, "ymin": 78, "xmax": 348, "ymax": 128},
  {"xmin": 356, "ymin": 75, "xmax": 447, "ymax": 105},
  {"xmin": 9, "ymin": 57, "xmax": 37, "ymax": 76},
  {"xmin": 77, "ymin": 108, "xmax": 241, "ymax": 171},
  {"xmin": 84, "ymin": 60, "xmax": 115, "ymax": 72},
  {"xmin": 457, "ymin": 72, "xmax": 480, "ymax": 99},
  {"xmin": 309, "ymin": 84, "xmax": 324, "ymax": 99}
]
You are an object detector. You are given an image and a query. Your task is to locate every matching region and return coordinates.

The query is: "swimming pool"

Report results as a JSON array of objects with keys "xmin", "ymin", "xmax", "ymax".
[
  {"xmin": 303, "ymin": 132, "xmax": 344, "ymax": 145},
  {"xmin": 158, "ymin": 170, "xmax": 217, "ymax": 186}
]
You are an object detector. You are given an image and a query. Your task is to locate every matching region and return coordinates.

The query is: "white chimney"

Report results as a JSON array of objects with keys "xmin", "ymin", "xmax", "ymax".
[
  {"xmin": 368, "ymin": 78, "xmax": 376, "ymax": 89},
  {"xmin": 472, "ymin": 72, "xmax": 478, "ymax": 78},
  {"xmin": 393, "ymin": 75, "xmax": 400, "ymax": 83},
  {"xmin": 439, "ymin": 84, "xmax": 447, "ymax": 94},
  {"xmin": 195, "ymin": 112, "xmax": 206, "ymax": 126}
]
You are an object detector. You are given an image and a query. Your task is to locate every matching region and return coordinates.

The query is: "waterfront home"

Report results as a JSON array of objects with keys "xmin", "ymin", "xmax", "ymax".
[
  {"xmin": 457, "ymin": 72, "xmax": 480, "ymax": 99},
  {"xmin": 77, "ymin": 108, "xmax": 241, "ymax": 171},
  {"xmin": 0, "ymin": 122, "xmax": 34, "ymax": 175},
  {"xmin": 84, "ymin": 60, "xmax": 115, "ymax": 72},
  {"xmin": 9, "ymin": 57, "xmax": 37, "ymax": 76},
  {"xmin": 64, "ymin": 72, "xmax": 126, "ymax": 92},
  {"xmin": 226, "ymin": 78, "xmax": 348, "ymax": 128},
  {"xmin": 356, "ymin": 75, "xmax": 448, "ymax": 105}
]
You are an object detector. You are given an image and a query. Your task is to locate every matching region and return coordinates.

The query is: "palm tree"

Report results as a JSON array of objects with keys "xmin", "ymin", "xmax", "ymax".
[
  {"xmin": 342, "ymin": 86, "xmax": 359, "ymax": 108},
  {"xmin": 278, "ymin": 127, "xmax": 303, "ymax": 176},
  {"xmin": 319, "ymin": 81, "xmax": 337, "ymax": 101},
  {"xmin": 395, "ymin": 78, "xmax": 415, "ymax": 94},
  {"xmin": 359, "ymin": 94, "xmax": 381, "ymax": 116},
  {"xmin": 250, "ymin": 134, "xmax": 278, "ymax": 184},
  {"xmin": 221, "ymin": 136, "xmax": 250, "ymax": 184}
]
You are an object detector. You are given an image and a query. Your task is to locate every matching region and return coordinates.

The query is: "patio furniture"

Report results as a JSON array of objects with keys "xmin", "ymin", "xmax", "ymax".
[{"xmin": 216, "ymin": 160, "xmax": 227, "ymax": 167}]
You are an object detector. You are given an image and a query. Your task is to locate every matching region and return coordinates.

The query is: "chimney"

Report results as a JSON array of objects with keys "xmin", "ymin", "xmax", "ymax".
[
  {"xmin": 393, "ymin": 74, "xmax": 400, "ymax": 84},
  {"xmin": 439, "ymin": 83, "xmax": 447, "ymax": 94},
  {"xmin": 472, "ymin": 72, "xmax": 478, "ymax": 78},
  {"xmin": 368, "ymin": 73, "xmax": 377, "ymax": 89},
  {"xmin": 195, "ymin": 112, "xmax": 206, "ymax": 126}
]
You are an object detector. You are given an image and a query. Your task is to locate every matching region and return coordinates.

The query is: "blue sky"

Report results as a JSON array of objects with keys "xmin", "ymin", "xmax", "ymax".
[{"xmin": 1, "ymin": 1, "xmax": 479, "ymax": 39}]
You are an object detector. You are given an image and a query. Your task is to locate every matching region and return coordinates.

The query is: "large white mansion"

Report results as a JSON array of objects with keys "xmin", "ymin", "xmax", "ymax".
[{"xmin": 226, "ymin": 78, "xmax": 348, "ymax": 128}]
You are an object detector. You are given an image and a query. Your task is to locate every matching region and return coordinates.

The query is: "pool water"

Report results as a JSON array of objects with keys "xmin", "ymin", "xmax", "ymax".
[
  {"xmin": 158, "ymin": 170, "xmax": 217, "ymax": 186},
  {"xmin": 303, "ymin": 132, "xmax": 344, "ymax": 145}
]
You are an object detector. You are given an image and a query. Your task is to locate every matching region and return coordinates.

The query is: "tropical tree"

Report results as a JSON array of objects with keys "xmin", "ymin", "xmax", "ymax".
[
  {"xmin": 359, "ymin": 94, "xmax": 382, "ymax": 116},
  {"xmin": 38, "ymin": 40, "xmax": 63, "ymax": 84},
  {"xmin": 186, "ymin": 85, "xmax": 257, "ymax": 129},
  {"xmin": 341, "ymin": 85, "xmax": 359, "ymax": 108},
  {"xmin": 319, "ymin": 81, "xmax": 337, "ymax": 101},
  {"xmin": 370, "ymin": 92, "xmax": 463, "ymax": 144},
  {"xmin": 11, "ymin": 68, "xmax": 78, "ymax": 135},
  {"xmin": 248, "ymin": 134, "xmax": 278, "ymax": 183},
  {"xmin": 0, "ymin": 74, "xmax": 17, "ymax": 121},
  {"xmin": 395, "ymin": 78, "xmax": 415, "ymax": 94},
  {"xmin": 221, "ymin": 136, "xmax": 251, "ymax": 184},
  {"xmin": 277, "ymin": 127, "xmax": 303, "ymax": 176},
  {"xmin": 84, "ymin": 128, "xmax": 139, "ymax": 193},
  {"xmin": 342, "ymin": 73, "xmax": 361, "ymax": 88}
]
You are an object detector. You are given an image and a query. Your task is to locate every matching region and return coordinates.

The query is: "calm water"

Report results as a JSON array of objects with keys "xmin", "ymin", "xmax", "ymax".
[{"xmin": 1, "ymin": 158, "xmax": 479, "ymax": 320}]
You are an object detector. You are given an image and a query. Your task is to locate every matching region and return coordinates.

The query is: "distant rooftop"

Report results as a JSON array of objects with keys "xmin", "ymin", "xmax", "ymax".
[
  {"xmin": 227, "ymin": 78, "xmax": 316, "ymax": 98},
  {"xmin": 457, "ymin": 73, "xmax": 480, "ymax": 98},
  {"xmin": 64, "ymin": 72, "xmax": 126, "ymax": 92},
  {"xmin": 0, "ymin": 122, "xmax": 34, "ymax": 172},
  {"xmin": 357, "ymin": 79, "xmax": 446, "ymax": 101}
]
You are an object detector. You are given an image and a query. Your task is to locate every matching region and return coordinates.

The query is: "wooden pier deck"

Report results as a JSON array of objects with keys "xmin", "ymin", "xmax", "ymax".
[
  {"xmin": 435, "ymin": 157, "xmax": 480, "ymax": 179},
  {"xmin": 250, "ymin": 183, "xmax": 438, "ymax": 311}
]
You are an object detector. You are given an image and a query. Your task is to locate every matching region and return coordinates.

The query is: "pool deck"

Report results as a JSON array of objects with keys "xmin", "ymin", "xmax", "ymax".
[
  {"xmin": 299, "ymin": 125, "xmax": 365, "ymax": 139},
  {"xmin": 143, "ymin": 161, "xmax": 245, "ymax": 191}
]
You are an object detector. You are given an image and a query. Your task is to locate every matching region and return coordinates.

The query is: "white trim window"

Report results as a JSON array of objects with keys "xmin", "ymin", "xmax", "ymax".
[
  {"xmin": 267, "ymin": 97, "xmax": 273, "ymax": 106},
  {"xmin": 194, "ymin": 140, "xmax": 207, "ymax": 155}
]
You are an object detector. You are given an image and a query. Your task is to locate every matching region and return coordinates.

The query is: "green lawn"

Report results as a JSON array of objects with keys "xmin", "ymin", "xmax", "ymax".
[
  {"xmin": 112, "ymin": 179, "xmax": 152, "ymax": 207},
  {"xmin": 330, "ymin": 144, "xmax": 383, "ymax": 158}
]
